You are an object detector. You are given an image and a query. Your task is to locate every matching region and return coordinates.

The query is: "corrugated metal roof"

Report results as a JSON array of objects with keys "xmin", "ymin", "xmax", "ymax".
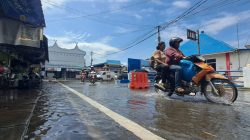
[
  {"xmin": 93, "ymin": 60, "xmax": 121, "ymax": 67},
  {"xmin": 180, "ymin": 32, "xmax": 235, "ymax": 56},
  {"xmin": 0, "ymin": 0, "xmax": 45, "ymax": 27},
  {"xmin": 106, "ymin": 60, "xmax": 121, "ymax": 65}
]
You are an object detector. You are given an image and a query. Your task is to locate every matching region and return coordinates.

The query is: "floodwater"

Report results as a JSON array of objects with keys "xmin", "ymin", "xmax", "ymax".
[{"xmin": 4, "ymin": 81, "xmax": 250, "ymax": 140}]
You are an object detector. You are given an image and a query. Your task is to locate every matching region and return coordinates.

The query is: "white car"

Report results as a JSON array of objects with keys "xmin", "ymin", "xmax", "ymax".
[{"xmin": 97, "ymin": 71, "xmax": 116, "ymax": 81}]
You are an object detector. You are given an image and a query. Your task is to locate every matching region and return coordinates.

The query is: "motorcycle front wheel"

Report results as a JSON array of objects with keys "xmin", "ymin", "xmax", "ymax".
[{"xmin": 203, "ymin": 78, "xmax": 238, "ymax": 104}]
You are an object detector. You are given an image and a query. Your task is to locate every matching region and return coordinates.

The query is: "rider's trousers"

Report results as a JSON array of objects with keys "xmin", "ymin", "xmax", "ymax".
[
  {"xmin": 169, "ymin": 65, "xmax": 182, "ymax": 88},
  {"xmin": 156, "ymin": 64, "xmax": 169, "ymax": 83}
]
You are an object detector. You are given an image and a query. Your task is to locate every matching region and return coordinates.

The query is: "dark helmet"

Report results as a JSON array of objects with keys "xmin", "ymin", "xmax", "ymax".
[
  {"xmin": 157, "ymin": 41, "xmax": 165, "ymax": 50},
  {"xmin": 169, "ymin": 37, "xmax": 183, "ymax": 48}
]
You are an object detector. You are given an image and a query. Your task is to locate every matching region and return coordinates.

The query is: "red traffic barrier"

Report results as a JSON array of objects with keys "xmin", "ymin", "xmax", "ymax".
[{"xmin": 129, "ymin": 72, "xmax": 149, "ymax": 89}]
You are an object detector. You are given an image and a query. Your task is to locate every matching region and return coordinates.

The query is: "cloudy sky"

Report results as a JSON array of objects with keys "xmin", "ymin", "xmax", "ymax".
[{"xmin": 41, "ymin": 0, "xmax": 250, "ymax": 65}]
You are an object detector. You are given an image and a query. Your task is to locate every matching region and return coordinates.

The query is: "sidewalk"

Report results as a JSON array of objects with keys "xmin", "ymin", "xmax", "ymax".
[{"xmin": 0, "ymin": 89, "xmax": 40, "ymax": 140}]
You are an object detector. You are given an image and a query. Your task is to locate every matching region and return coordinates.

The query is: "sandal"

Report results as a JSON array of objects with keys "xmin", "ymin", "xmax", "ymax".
[{"xmin": 175, "ymin": 87, "xmax": 185, "ymax": 94}]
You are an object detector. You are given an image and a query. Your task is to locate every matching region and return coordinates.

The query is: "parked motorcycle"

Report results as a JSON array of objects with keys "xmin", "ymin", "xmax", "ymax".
[{"xmin": 154, "ymin": 55, "xmax": 238, "ymax": 104}]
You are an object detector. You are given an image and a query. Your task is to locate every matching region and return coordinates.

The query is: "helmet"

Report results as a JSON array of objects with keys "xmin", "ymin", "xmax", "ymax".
[
  {"xmin": 169, "ymin": 37, "xmax": 183, "ymax": 48},
  {"xmin": 90, "ymin": 66, "xmax": 94, "ymax": 70},
  {"xmin": 158, "ymin": 41, "xmax": 165, "ymax": 47},
  {"xmin": 157, "ymin": 41, "xmax": 166, "ymax": 50}
]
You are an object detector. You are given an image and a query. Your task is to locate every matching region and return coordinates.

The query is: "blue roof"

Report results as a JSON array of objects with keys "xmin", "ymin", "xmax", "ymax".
[
  {"xmin": 106, "ymin": 60, "xmax": 121, "ymax": 65},
  {"xmin": 180, "ymin": 33, "xmax": 235, "ymax": 56},
  {"xmin": 93, "ymin": 60, "xmax": 121, "ymax": 67}
]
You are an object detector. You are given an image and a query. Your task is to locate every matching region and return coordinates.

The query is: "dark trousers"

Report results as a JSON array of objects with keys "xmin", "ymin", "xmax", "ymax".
[
  {"xmin": 156, "ymin": 64, "xmax": 169, "ymax": 83},
  {"xmin": 169, "ymin": 65, "xmax": 182, "ymax": 88}
]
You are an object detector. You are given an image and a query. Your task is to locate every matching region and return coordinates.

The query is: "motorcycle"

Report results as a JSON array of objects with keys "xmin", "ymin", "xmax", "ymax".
[
  {"xmin": 154, "ymin": 55, "xmax": 238, "ymax": 104},
  {"xmin": 89, "ymin": 71, "xmax": 97, "ymax": 85},
  {"xmin": 81, "ymin": 72, "xmax": 86, "ymax": 82}
]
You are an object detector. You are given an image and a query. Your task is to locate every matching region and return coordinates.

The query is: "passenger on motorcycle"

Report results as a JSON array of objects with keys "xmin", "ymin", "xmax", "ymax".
[
  {"xmin": 89, "ymin": 66, "xmax": 97, "ymax": 82},
  {"xmin": 152, "ymin": 42, "xmax": 169, "ymax": 89},
  {"xmin": 165, "ymin": 37, "xmax": 185, "ymax": 94},
  {"xmin": 89, "ymin": 66, "xmax": 96, "ymax": 75}
]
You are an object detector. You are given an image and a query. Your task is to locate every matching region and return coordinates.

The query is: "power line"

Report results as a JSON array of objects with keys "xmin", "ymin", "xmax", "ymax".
[
  {"xmin": 47, "ymin": 0, "xmax": 150, "ymax": 21},
  {"xmin": 93, "ymin": 0, "xmax": 208, "ymax": 57},
  {"xmin": 44, "ymin": 0, "xmax": 154, "ymax": 27}
]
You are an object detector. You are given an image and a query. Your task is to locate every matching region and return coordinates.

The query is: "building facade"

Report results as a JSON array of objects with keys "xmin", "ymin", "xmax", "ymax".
[
  {"xmin": 180, "ymin": 32, "xmax": 250, "ymax": 77},
  {"xmin": 203, "ymin": 50, "xmax": 250, "ymax": 72},
  {"xmin": 93, "ymin": 60, "xmax": 123, "ymax": 75},
  {"xmin": 45, "ymin": 42, "xmax": 86, "ymax": 78}
]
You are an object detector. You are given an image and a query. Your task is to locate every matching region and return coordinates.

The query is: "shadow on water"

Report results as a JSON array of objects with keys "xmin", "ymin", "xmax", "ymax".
[{"xmin": 0, "ymin": 89, "xmax": 39, "ymax": 140}]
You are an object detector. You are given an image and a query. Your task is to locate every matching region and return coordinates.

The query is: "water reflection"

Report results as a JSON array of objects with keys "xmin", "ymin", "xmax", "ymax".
[{"xmin": 154, "ymin": 97, "xmax": 250, "ymax": 139}]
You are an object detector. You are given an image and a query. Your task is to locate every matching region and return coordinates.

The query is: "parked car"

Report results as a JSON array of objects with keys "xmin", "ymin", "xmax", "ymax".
[{"xmin": 97, "ymin": 71, "xmax": 116, "ymax": 81}]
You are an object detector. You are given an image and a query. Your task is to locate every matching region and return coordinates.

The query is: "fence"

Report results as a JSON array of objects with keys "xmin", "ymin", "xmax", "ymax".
[{"xmin": 216, "ymin": 70, "xmax": 244, "ymax": 87}]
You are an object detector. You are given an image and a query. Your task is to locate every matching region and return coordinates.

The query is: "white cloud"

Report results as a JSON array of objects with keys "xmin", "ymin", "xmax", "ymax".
[
  {"xmin": 172, "ymin": 0, "xmax": 191, "ymax": 9},
  {"xmin": 160, "ymin": 23, "xmax": 195, "ymax": 43},
  {"xmin": 41, "ymin": 0, "xmax": 67, "ymax": 10},
  {"xmin": 150, "ymin": 0, "xmax": 164, "ymax": 5},
  {"xmin": 107, "ymin": 0, "xmax": 130, "ymax": 3},
  {"xmin": 201, "ymin": 10, "xmax": 250, "ymax": 35},
  {"xmin": 134, "ymin": 14, "xmax": 143, "ymax": 20},
  {"xmin": 140, "ymin": 7, "xmax": 155, "ymax": 13},
  {"xmin": 115, "ymin": 27, "xmax": 133, "ymax": 33},
  {"xmin": 99, "ymin": 36, "xmax": 113, "ymax": 43}
]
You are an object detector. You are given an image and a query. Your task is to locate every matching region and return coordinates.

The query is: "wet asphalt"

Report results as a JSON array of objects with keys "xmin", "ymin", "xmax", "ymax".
[{"xmin": 1, "ymin": 80, "xmax": 250, "ymax": 140}]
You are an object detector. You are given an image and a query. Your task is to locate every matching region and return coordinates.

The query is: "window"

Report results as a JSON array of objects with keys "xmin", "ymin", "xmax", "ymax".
[{"xmin": 206, "ymin": 59, "xmax": 216, "ymax": 70}]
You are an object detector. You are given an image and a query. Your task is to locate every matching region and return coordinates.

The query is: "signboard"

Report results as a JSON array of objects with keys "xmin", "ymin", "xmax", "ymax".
[
  {"xmin": 0, "ymin": 0, "xmax": 45, "ymax": 27},
  {"xmin": 0, "ymin": 18, "xmax": 42, "ymax": 48},
  {"xmin": 187, "ymin": 29, "xmax": 197, "ymax": 41}
]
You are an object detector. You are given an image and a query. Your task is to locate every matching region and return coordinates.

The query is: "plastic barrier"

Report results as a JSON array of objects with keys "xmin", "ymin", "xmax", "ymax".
[{"xmin": 129, "ymin": 72, "xmax": 149, "ymax": 89}]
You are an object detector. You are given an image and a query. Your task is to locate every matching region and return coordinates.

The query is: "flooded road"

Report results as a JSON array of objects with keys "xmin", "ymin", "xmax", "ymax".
[{"xmin": 13, "ymin": 81, "xmax": 250, "ymax": 139}]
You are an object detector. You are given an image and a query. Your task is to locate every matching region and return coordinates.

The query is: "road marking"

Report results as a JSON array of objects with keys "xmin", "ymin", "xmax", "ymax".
[{"xmin": 58, "ymin": 82, "xmax": 165, "ymax": 140}]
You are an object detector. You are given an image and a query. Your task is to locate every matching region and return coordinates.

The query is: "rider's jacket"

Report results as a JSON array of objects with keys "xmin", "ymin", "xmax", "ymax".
[{"xmin": 165, "ymin": 47, "xmax": 185, "ymax": 65}]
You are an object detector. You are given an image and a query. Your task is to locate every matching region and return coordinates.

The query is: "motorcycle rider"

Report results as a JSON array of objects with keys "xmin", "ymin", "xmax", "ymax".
[
  {"xmin": 89, "ymin": 66, "xmax": 96, "ymax": 81},
  {"xmin": 152, "ymin": 42, "xmax": 169, "ymax": 89},
  {"xmin": 165, "ymin": 37, "xmax": 185, "ymax": 94}
]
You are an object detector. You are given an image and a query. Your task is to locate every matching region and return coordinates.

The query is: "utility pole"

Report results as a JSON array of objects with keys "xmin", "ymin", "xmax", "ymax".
[
  {"xmin": 237, "ymin": 24, "xmax": 241, "ymax": 70},
  {"xmin": 197, "ymin": 30, "xmax": 200, "ymax": 55},
  {"xmin": 90, "ymin": 51, "xmax": 93, "ymax": 66},
  {"xmin": 157, "ymin": 26, "xmax": 161, "ymax": 43}
]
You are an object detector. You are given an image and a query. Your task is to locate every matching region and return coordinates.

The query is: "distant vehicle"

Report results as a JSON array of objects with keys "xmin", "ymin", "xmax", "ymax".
[{"xmin": 97, "ymin": 71, "xmax": 116, "ymax": 81}]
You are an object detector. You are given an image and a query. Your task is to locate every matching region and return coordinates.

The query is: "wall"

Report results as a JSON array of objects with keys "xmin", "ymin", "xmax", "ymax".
[
  {"xmin": 203, "ymin": 53, "xmax": 226, "ymax": 71},
  {"xmin": 46, "ymin": 44, "xmax": 86, "ymax": 69},
  {"xmin": 203, "ymin": 50, "xmax": 250, "ymax": 77}
]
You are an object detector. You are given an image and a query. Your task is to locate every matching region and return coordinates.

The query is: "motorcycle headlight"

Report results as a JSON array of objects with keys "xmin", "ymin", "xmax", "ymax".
[{"xmin": 197, "ymin": 56, "xmax": 206, "ymax": 62}]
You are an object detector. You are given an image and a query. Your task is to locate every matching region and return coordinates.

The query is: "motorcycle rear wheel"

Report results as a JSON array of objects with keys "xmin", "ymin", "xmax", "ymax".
[{"xmin": 203, "ymin": 78, "xmax": 238, "ymax": 104}]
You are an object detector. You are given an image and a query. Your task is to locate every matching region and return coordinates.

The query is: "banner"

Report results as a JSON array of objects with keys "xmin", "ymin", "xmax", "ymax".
[
  {"xmin": 0, "ymin": 0, "xmax": 45, "ymax": 27},
  {"xmin": 0, "ymin": 18, "xmax": 42, "ymax": 48}
]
